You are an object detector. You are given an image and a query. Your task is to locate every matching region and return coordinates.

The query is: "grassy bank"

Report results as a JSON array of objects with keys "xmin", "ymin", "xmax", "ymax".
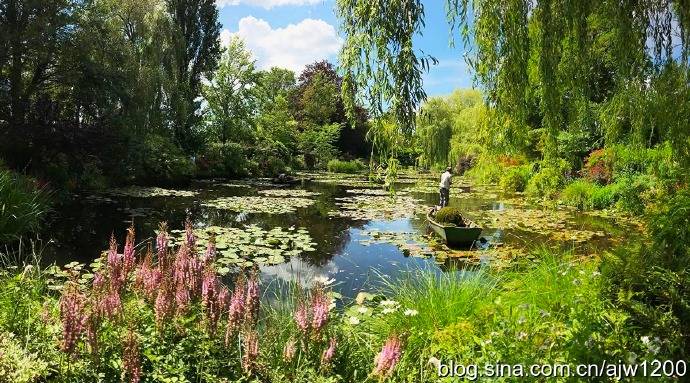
[{"xmin": 0, "ymin": 223, "xmax": 668, "ymax": 382}]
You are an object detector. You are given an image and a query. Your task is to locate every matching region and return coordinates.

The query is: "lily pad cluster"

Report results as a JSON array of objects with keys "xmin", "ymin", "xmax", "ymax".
[
  {"xmin": 345, "ymin": 189, "xmax": 399, "ymax": 196},
  {"xmin": 202, "ymin": 196, "xmax": 314, "ymax": 214},
  {"xmin": 258, "ymin": 189, "xmax": 321, "ymax": 198},
  {"xmin": 328, "ymin": 195, "xmax": 427, "ymax": 221},
  {"xmin": 106, "ymin": 186, "xmax": 198, "ymax": 198},
  {"xmin": 468, "ymin": 208, "xmax": 605, "ymax": 243},
  {"xmin": 358, "ymin": 230, "xmax": 435, "ymax": 258},
  {"xmin": 169, "ymin": 225, "xmax": 317, "ymax": 269}
]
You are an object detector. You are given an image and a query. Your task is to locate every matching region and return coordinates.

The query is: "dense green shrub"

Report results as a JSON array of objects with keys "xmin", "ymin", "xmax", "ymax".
[
  {"xmin": 602, "ymin": 188, "xmax": 690, "ymax": 360},
  {"xmin": 435, "ymin": 206, "xmax": 466, "ymax": 226},
  {"xmin": 465, "ymin": 155, "xmax": 503, "ymax": 183},
  {"xmin": 140, "ymin": 135, "xmax": 195, "ymax": 185},
  {"xmin": 560, "ymin": 180, "xmax": 595, "ymax": 210},
  {"xmin": 613, "ymin": 174, "xmax": 658, "ymax": 214},
  {"xmin": 498, "ymin": 165, "xmax": 532, "ymax": 192},
  {"xmin": 526, "ymin": 161, "xmax": 568, "ymax": 199},
  {"xmin": 0, "ymin": 170, "xmax": 51, "ymax": 242},
  {"xmin": 327, "ymin": 159, "xmax": 366, "ymax": 174},
  {"xmin": 197, "ymin": 142, "xmax": 249, "ymax": 178}
]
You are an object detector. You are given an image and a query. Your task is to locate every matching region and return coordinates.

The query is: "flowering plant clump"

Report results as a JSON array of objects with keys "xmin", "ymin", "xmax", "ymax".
[{"xmin": 53, "ymin": 220, "xmax": 266, "ymax": 381}]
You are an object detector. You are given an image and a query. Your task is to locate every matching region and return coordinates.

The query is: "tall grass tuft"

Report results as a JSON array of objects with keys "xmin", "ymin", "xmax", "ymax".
[{"xmin": 0, "ymin": 170, "xmax": 51, "ymax": 242}]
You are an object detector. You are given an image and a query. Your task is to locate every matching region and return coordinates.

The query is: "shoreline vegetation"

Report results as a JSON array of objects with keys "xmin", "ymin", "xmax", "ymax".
[{"xmin": 0, "ymin": 221, "xmax": 670, "ymax": 382}]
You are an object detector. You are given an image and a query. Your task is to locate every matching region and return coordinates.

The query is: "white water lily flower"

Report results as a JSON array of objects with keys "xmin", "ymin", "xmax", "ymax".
[
  {"xmin": 380, "ymin": 300, "xmax": 399, "ymax": 307},
  {"xmin": 404, "ymin": 309, "xmax": 418, "ymax": 316},
  {"xmin": 348, "ymin": 316, "xmax": 360, "ymax": 325},
  {"xmin": 382, "ymin": 307, "xmax": 397, "ymax": 314},
  {"xmin": 357, "ymin": 306, "xmax": 369, "ymax": 314},
  {"xmin": 314, "ymin": 276, "xmax": 336, "ymax": 286}
]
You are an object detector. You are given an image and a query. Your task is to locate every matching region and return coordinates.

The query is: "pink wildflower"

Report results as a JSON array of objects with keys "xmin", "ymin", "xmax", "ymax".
[
  {"xmin": 156, "ymin": 223, "xmax": 169, "ymax": 270},
  {"xmin": 225, "ymin": 274, "xmax": 246, "ymax": 344},
  {"xmin": 135, "ymin": 250, "xmax": 161, "ymax": 301},
  {"xmin": 294, "ymin": 302, "xmax": 310, "ymax": 334},
  {"xmin": 373, "ymin": 335, "xmax": 403, "ymax": 378},
  {"xmin": 283, "ymin": 338, "xmax": 297, "ymax": 362},
  {"xmin": 310, "ymin": 287, "xmax": 329, "ymax": 333},
  {"xmin": 123, "ymin": 329, "xmax": 142, "ymax": 383},
  {"xmin": 59, "ymin": 282, "xmax": 87, "ymax": 354},
  {"xmin": 154, "ymin": 283, "xmax": 173, "ymax": 327},
  {"xmin": 321, "ymin": 337, "xmax": 337, "ymax": 365},
  {"xmin": 98, "ymin": 288, "xmax": 122, "ymax": 319},
  {"xmin": 92, "ymin": 271, "xmax": 105, "ymax": 291},
  {"xmin": 184, "ymin": 219, "xmax": 196, "ymax": 249},
  {"xmin": 123, "ymin": 226, "xmax": 136, "ymax": 277},
  {"xmin": 202, "ymin": 240, "xmax": 216, "ymax": 265},
  {"xmin": 241, "ymin": 330, "xmax": 259, "ymax": 373},
  {"xmin": 244, "ymin": 269, "xmax": 260, "ymax": 325},
  {"xmin": 107, "ymin": 235, "xmax": 124, "ymax": 291}
]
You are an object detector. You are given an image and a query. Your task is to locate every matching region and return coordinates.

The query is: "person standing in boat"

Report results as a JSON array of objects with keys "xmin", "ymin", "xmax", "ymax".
[{"xmin": 439, "ymin": 167, "xmax": 452, "ymax": 207}]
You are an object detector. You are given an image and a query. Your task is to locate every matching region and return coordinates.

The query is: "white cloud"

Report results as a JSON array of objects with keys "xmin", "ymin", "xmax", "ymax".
[
  {"xmin": 216, "ymin": 0, "xmax": 320, "ymax": 10},
  {"xmin": 222, "ymin": 16, "xmax": 341, "ymax": 73}
]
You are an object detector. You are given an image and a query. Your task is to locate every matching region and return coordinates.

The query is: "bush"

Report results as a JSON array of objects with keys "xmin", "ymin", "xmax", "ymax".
[
  {"xmin": 526, "ymin": 161, "xmax": 568, "ymax": 199},
  {"xmin": 140, "ymin": 135, "xmax": 195, "ymax": 185},
  {"xmin": 327, "ymin": 159, "xmax": 366, "ymax": 174},
  {"xmin": 465, "ymin": 155, "xmax": 503, "ymax": 183},
  {"xmin": 0, "ymin": 170, "xmax": 51, "ymax": 242},
  {"xmin": 583, "ymin": 148, "xmax": 613, "ymax": 184},
  {"xmin": 435, "ymin": 206, "xmax": 466, "ymax": 226},
  {"xmin": 560, "ymin": 180, "xmax": 595, "ymax": 210},
  {"xmin": 601, "ymin": 188, "xmax": 690, "ymax": 360},
  {"xmin": 613, "ymin": 174, "xmax": 658, "ymax": 214},
  {"xmin": 197, "ymin": 142, "xmax": 249, "ymax": 178},
  {"xmin": 498, "ymin": 165, "xmax": 532, "ymax": 192}
]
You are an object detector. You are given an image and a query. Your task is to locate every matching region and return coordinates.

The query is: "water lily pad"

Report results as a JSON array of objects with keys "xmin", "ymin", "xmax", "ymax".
[
  {"xmin": 258, "ymin": 189, "xmax": 321, "ymax": 197},
  {"xmin": 106, "ymin": 186, "xmax": 198, "ymax": 198},
  {"xmin": 329, "ymin": 195, "xmax": 427, "ymax": 221},
  {"xmin": 170, "ymin": 225, "xmax": 316, "ymax": 267},
  {"xmin": 202, "ymin": 196, "xmax": 314, "ymax": 214}
]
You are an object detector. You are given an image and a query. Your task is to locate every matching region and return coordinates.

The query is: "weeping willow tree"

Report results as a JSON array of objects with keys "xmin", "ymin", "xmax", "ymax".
[{"xmin": 338, "ymin": 0, "xmax": 690, "ymax": 170}]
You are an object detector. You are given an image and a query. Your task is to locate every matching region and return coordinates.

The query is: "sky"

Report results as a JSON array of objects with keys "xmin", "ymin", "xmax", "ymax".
[{"xmin": 216, "ymin": 0, "xmax": 475, "ymax": 97}]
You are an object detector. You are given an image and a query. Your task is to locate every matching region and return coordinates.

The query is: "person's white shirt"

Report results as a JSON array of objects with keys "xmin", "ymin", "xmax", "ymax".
[{"xmin": 439, "ymin": 171, "xmax": 452, "ymax": 189}]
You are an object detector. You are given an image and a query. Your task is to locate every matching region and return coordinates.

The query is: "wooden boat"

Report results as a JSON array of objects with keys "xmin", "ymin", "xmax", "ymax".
[{"xmin": 426, "ymin": 210, "xmax": 482, "ymax": 247}]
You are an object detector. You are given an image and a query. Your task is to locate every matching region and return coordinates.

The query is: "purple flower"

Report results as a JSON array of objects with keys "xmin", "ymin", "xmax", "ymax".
[
  {"xmin": 98, "ymin": 288, "xmax": 122, "ymax": 319},
  {"xmin": 184, "ymin": 219, "xmax": 196, "ymax": 249},
  {"xmin": 107, "ymin": 235, "xmax": 124, "ymax": 291},
  {"xmin": 373, "ymin": 335, "xmax": 403, "ymax": 378}
]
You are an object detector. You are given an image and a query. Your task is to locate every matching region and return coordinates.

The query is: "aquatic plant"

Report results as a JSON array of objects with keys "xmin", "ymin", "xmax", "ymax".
[
  {"xmin": 202, "ymin": 196, "xmax": 314, "ymax": 214},
  {"xmin": 434, "ymin": 207, "xmax": 466, "ymax": 227},
  {"xmin": 105, "ymin": 186, "xmax": 198, "ymax": 198}
]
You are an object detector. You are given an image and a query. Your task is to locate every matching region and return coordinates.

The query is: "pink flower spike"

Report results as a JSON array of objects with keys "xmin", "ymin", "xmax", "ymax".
[
  {"xmin": 321, "ymin": 337, "xmax": 337, "ymax": 365},
  {"xmin": 373, "ymin": 335, "xmax": 403, "ymax": 378}
]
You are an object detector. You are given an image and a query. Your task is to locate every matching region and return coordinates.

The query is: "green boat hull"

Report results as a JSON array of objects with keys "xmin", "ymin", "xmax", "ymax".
[{"xmin": 427, "ymin": 211, "xmax": 482, "ymax": 247}]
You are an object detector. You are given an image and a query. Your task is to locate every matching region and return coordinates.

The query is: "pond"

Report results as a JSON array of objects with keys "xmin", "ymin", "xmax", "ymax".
[{"xmin": 43, "ymin": 172, "xmax": 638, "ymax": 298}]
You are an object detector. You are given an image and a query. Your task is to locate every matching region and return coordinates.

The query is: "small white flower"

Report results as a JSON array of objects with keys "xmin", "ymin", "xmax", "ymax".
[
  {"xmin": 348, "ymin": 316, "xmax": 360, "ymax": 325},
  {"xmin": 357, "ymin": 306, "xmax": 369, "ymax": 314},
  {"xmin": 428, "ymin": 357, "xmax": 441, "ymax": 368},
  {"xmin": 380, "ymin": 300, "xmax": 399, "ymax": 307},
  {"xmin": 404, "ymin": 309, "xmax": 418, "ymax": 316},
  {"xmin": 382, "ymin": 307, "xmax": 397, "ymax": 314},
  {"xmin": 640, "ymin": 336, "xmax": 650, "ymax": 345}
]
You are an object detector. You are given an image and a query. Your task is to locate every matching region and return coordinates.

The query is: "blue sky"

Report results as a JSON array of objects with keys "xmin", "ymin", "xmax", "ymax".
[{"xmin": 216, "ymin": 0, "xmax": 475, "ymax": 96}]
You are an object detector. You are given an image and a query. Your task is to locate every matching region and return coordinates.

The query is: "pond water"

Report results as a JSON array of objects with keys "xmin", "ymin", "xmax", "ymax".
[{"xmin": 44, "ymin": 173, "xmax": 637, "ymax": 298}]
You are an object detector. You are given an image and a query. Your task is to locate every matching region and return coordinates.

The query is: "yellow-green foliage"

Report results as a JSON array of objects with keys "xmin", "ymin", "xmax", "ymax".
[
  {"xmin": 435, "ymin": 206, "xmax": 466, "ymax": 226},
  {"xmin": 499, "ymin": 165, "xmax": 533, "ymax": 192},
  {"xmin": 0, "ymin": 332, "xmax": 49, "ymax": 383},
  {"xmin": 327, "ymin": 159, "xmax": 366, "ymax": 174},
  {"xmin": 526, "ymin": 161, "xmax": 569, "ymax": 199}
]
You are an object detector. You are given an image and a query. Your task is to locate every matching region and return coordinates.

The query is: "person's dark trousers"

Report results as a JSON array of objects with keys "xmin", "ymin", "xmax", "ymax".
[{"xmin": 439, "ymin": 187, "xmax": 450, "ymax": 207}]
